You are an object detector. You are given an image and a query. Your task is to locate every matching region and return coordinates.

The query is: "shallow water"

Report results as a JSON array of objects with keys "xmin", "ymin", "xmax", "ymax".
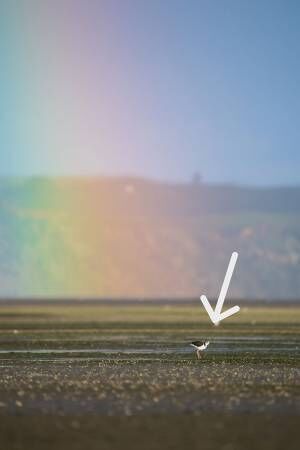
[{"xmin": 0, "ymin": 339, "xmax": 298, "ymax": 355}]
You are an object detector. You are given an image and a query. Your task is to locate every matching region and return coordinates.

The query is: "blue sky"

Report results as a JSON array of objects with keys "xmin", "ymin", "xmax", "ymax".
[{"xmin": 0, "ymin": 0, "xmax": 300, "ymax": 185}]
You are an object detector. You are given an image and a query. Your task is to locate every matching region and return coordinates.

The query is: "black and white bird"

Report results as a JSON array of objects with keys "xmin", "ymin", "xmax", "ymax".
[{"xmin": 190, "ymin": 341, "xmax": 210, "ymax": 359}]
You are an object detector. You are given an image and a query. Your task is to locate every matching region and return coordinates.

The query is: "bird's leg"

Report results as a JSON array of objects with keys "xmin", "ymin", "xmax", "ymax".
[{"xmin": 197, "ymin": 350, "xmax": 201, "ymax": 360}]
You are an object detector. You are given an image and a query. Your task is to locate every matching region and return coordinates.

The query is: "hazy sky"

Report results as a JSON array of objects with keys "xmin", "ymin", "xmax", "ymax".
[{"xmin": 0, "ymin": 0, "xmax": 300, "ymax": 185}]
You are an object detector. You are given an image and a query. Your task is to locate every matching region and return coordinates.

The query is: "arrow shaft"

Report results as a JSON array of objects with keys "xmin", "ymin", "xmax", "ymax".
[{"xmin": 215, "ymin": 252, "xmax": 238, "ymax": 316}]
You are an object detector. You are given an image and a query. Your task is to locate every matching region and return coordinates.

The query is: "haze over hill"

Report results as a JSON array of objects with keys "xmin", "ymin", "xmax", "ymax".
[{"xmin": 1, "ymin": 177, "xmax": 300, "ymax": 300}]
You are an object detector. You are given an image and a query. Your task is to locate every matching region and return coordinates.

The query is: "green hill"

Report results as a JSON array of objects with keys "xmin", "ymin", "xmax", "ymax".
[{"xmin": 0, "ymin": 177, "xmax": 300, "ymax": 299}]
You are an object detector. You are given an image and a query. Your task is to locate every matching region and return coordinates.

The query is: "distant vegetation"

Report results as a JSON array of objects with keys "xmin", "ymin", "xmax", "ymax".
[{"xmin": 1, "ymin": 177, "xmax": 300, "ymax": 299}]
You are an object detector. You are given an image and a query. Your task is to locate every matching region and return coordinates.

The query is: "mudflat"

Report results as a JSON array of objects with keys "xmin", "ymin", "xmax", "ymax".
[{"xmin": 0, "ymin": 302, "xmax": 299, "ymax": 449}]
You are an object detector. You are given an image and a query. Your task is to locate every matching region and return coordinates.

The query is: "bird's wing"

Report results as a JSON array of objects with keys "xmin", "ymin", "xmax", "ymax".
[{"xmin": 191, "ymin": 341, "xmax": 204, "ymax": 346}]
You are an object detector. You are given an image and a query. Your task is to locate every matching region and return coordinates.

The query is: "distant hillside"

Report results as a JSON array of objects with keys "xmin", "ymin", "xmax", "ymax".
[{"xmin": 0, "ymin": 177, "xmax": 300, "ymax": 299}]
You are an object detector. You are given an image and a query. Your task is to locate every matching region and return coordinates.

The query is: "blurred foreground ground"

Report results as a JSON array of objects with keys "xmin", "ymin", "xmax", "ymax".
[{"xmin": 0, "ymin": 301, "xmax": 299, "ymax": 449}]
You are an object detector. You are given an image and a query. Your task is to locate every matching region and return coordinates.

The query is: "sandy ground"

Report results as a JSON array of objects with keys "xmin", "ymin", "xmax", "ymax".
[{"xmin": 1, "ymin": 414, "xmax": 299, "ymax": 450}]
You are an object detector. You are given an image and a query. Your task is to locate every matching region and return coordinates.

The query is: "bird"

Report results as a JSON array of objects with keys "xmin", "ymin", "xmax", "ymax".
[{"xmin": 190, "ymin": 340, "xmax": 210, "ymax": 359}]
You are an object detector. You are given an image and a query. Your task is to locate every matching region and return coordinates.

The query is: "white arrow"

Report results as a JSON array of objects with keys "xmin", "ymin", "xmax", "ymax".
[{"xmin": 200, "ymin": 252, "xmax": 240, "ymax": 325}]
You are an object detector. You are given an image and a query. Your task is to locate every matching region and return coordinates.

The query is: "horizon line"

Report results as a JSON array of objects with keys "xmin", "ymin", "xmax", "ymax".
[{"xmin": 1, "ymin": 174, "xmax": 300, "ymax": 190}]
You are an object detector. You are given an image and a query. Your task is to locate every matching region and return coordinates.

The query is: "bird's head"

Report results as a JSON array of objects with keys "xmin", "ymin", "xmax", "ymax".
[{"xmin": 205, "ymin": 341, "xmax": 210, "ymax": 347}]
